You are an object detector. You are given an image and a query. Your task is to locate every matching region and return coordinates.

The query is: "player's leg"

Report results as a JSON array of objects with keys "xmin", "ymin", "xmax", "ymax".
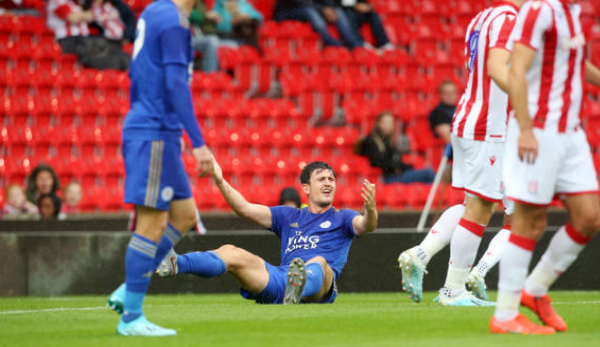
[
  {"xmin": 437, "ymin": 195, "xmax": 495, "ymax": 306},
  {"xmin": 160, "ymin": 244, "xmax": 269, "ymax": 293},
  {"xmin": 398, "ymin": 203, "xmax": 465, "ymax": 303},
  {"xmin": 467, "ymin": 212, "xmax": 512, "ymax": 300},
  {"xmin": 109, "ymin": 143, "xmax": 197, "ymax": 312},
  {"xmin": 521, "ymin": 193, "xmax": 600, "ymax": 331},
  {"xmin": 283, "ymin": 256, "xmax": 335, "ymax": 304},
  {"xmin": 520, "ymin": 131, "xmax": 600, "ymax": 331},
  {"xmin": 491, "ymin": 203, "xmax": 554, "ymax": 334},
  {"xmin": 117, "ymin": 206, "xmax": 177, "ymax": 336}
]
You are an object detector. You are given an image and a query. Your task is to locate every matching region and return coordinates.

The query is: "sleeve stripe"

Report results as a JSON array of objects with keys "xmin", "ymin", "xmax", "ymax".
[
  {"xmin": 494, "ymin": 14, "xmax": 517, "ymax": 49},
  {"xmin": 520, "ymin": 3, "xmax": 543, "ymax": 46}
]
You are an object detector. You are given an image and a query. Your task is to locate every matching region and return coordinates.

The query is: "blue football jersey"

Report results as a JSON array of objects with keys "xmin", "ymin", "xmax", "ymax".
[
  {"xmin": 270, "ymin": 206, "xmax": 360, "ymax": 279},
  {"xmin": 123, "ymin": 0, "xmax": 194, "ymax": 140}
]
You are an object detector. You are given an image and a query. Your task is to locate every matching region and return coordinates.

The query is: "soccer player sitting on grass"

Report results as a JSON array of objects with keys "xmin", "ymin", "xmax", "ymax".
[{"xmin": 156, "ymin": 159, "xmax": 378, "ymax": 304}]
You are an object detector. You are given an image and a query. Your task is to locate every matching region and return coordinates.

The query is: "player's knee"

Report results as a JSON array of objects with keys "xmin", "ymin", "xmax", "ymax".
[
  {"xmin": 216, "ymin": 244, "xmax": 244, "ymax": 268},
  {"xmin": 572, "ymin": 215, "xmax": 600, "ymax": 235},
  {"xmin": 307, "ymin": 256, "xmax": 328, "ymax": 268}
]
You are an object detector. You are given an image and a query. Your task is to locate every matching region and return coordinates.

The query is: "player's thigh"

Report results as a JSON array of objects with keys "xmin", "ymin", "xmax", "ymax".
[
  {"xmin": 504, "ymin": 122, "xmax": 560, "ymax": 205},
  {"xmin": 168, "ymin": 197, "xmax": 197, "ymax": 234},
  {"xmin": 563, "ymin": 194, "xmax": 600, "ymax": 236},
  {"xmin": 135, "ymin": 206, "xmax": 169, "ymax": 242},
  {"xmin": 304, "ymin": 256, "xmax": 335, "ymax": 302},
  {"xmin": 213, "ymin": 244, "xmax": 270, "ymax": 293},
  {"xmin": 450, "ymin": 134, "xmax": 465, "ymax": 188},
  {"xmin": 556, "ymin": 131, "xmax": 599, "ymax": 196}
]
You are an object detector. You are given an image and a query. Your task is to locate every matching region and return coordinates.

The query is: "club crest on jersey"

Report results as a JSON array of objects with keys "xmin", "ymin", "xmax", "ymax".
[
  {"xmin": 528, "ymin": 181, "xmax": 538, "ymax": 195},
  {"xmin": 290, "ymin": 222, "xmax": 299, "ymax": 228},
  {"xmin": 468, "ymin": 30, "xmax": 480, "ymax": 73},
  {"xmin": 489, "ymin": 156, "xmax": 496, "ymax": 166},
  {"xmin": 320, "ymin": 221, "xmax": 332, "ymax": 229}
]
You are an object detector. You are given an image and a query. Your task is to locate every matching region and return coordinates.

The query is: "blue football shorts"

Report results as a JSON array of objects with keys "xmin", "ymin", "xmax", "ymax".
[
  {"xmin": 240, "ymin": 261, "xmax": 338, "ymax": 304},
  {"xmin": 123, "ymin": 139, "xmax": 192, "ymax": 211}
]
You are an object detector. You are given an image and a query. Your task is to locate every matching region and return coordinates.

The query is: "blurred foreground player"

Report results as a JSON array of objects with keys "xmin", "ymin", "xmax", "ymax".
[
  {"xmin": 106, "ymin": 0, "xmax": 213, "ymax": 336},
  {"xmin": 157, "ymin": 160, "xmax": 378, "ymax": 305},
  {"xmin": 398, "ymin": 0, "xmax": 523, "ymax": 306},
  {"xmin": 491, "ymin": 0, "xmax": 600, "ymax": 334}
]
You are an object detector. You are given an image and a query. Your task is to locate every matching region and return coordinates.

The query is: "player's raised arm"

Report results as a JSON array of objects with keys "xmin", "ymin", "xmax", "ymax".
[
  {"xmin": 586, "ymin": 60, "xmax": 600, "ymax": 87},
  {"xmin": 352, "ymin": 179, "xmax": 378, "ymax": 236},
  {"xmin": 209, "ymin": 158, "xmax": 273, "ymax": 229},
  {"xmin": 160, "ymin": 25, "xmax": 212, "ymax": 174}
]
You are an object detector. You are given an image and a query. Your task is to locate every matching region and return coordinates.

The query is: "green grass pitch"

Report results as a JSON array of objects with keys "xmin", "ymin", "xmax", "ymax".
[{"xmin": 1, "ymin": 292, "xmax": 599, "ymax": 347}]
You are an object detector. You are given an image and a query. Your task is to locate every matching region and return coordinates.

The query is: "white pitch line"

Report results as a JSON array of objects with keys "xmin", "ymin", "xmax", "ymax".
[
  {"xmin": 0, "ymin": 304, "xmax": 173, "ymax": 316},
  {"xmin": 0, "ymin": 306, "xmax": 108, "ymax": 315},
  {"xmin": 553, "ymin": 300, "xmax": 600, "ymax": 305}
]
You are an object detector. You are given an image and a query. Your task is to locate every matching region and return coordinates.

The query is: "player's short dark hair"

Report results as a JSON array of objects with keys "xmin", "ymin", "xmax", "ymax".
[{"xmin": 300, "ymin": 161, "xmax": 335, "ymax": 185}]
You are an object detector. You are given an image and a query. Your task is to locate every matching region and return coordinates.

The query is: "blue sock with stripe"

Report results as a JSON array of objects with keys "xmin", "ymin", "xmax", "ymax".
[
  {"xmin": 152, "ymin": 224, "xmax": 182, "ymax": 270},
  {"xmin": 176, "ymin": 251, "xmax": 226, "ymax": 277},
  {"xmin": 123, "ymin": 233, "xmax": 157, "ymax": 323},
  {"xmin": 302, "ymin": 263, "xmax": 324, "ymax": 298}
]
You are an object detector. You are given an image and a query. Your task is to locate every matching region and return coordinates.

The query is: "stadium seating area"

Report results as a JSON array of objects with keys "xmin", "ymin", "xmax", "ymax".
[{"xmin": 1, "ymin": 0, "xmax": 600, "ymax": 212}]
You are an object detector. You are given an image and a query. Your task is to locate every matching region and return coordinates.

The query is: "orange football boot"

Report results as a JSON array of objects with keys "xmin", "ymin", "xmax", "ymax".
[
  {"xmin": 521, "ymin": 290, "xmax": 567, "ymax": 332},
  {"xmin": 490, "ymin": 314, "xmax": 556, "ymax": 334}
]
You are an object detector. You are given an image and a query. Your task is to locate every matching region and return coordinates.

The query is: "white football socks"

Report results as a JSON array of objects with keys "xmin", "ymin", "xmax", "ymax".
[
  {"xmin": 524, "ymin": 224, "xmax": 590, "ymax": 297},
  {"xmin": 474, "ymin": 227, "xmax": 511, "ymax": 277},
  {"xmin": 442, "ymin": 218, "xmax": 485, "ymax": 296},
  {"xmin": 495, "ymin": 233, "xmax": 536, "ymax": 322},
  {"xmin": 418, "ymin": 204, "xmax": 465, "ymax": 266}
]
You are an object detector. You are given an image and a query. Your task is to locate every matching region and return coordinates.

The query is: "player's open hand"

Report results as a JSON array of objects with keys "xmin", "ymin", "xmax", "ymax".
[
  {"xmin": 518, "ymin": 128, "xmax": 538, "ymax": 164},
  {"xmin": 361, "ymin": 179, "xmax": 376, "ymax": 212},
  {"xmin": 193, "ymin": 145, "xmax": 213, "ymax": 176}
]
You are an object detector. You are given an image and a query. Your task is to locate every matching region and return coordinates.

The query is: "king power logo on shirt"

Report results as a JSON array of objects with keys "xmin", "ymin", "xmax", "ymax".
[{"xmin": 285, "ymin": 234, "xmax": 320, "ymax": 253}]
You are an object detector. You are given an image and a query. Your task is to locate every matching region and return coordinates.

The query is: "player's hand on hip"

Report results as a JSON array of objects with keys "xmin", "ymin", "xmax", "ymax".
[
  {"xmin": 518, "ymin": 129, "xmax": 538, "ymax": 164},
  {"xmin": 361, "ymin": 179, "xmax": 376, "ymax": 212},
  {"xmin": 193, "ymin": 145, "xmax": 213, "ymax": 176}
]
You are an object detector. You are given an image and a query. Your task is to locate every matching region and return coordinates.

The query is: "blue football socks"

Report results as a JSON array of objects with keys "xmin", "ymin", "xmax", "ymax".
[
  {"xmin": 123, "ymin": 233, "xmax": 157, "ymax": 323},
  {"xmin": 177, "ymin": 251, "xmax": 227, "ymax": 277},
  {"xmin": 152, "ymin": 224, "xmax": 182, "ymax": 270},
  {"xmin": 302, "ymin": 262, "xmax": 325, "ymax": 298}
]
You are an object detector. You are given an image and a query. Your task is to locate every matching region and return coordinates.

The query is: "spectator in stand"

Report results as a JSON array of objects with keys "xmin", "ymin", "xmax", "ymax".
[
  {"xmin": 46, "ymin": 0, "xmax": 130, "ymax": 70},
  {"xmin": 190, "ymin": 0, "xmax": 239, "ymax": 72},
  {"xmin": 90, "ymin": 0, "xmax": 137, "ymax": 44},
  {"xmin": 363, "ymin": 112, "xmax": 436, "ymax": 184},
  {"xmin": 213, "ymin": 0, "xmax": 262, "ymax": 52},
  {"xmin": 37, "ymin": 193, "xmax": 64, "ymax": 220},
  {"xmin": 273, "ymin": 0, "xmax": 363, "ymax": 49},
  {"xmin": 2, "ymin": 184, "xmax": 38, "ymax": 218},
  {"xmin": 428, "ymin": 80, "xmax": 459, "ymax": 144},
  {"xmin": 62, "ymin": 182, "xmax": 83, "ymax": 213},
  {"xmin": 335, "ymin": 0, "xmax": 392, "ymax": 51},
  {"xmin": 278, "ymin": 187, "xmax": 302, "ymax": 208},
  {"xmin": 26, "ymin": 164, "xmax": 61, "ymax": 205},
  {"xmin": 0, "ymin": 0, "xmax": 41, "ymax": 16}
]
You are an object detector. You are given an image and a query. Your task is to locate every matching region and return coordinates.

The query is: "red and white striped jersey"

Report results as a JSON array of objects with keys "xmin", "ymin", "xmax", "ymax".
[
  {"xmin": 451, "ymin": 2, "xmax": 519, "ymax": 142},
  {"xmin": 47, "ymin": 0, "xmax": 90, "ymax": 40},
  {"xmin": 512, "ymin": 0, "xmax": 586, "ymax": 133}
]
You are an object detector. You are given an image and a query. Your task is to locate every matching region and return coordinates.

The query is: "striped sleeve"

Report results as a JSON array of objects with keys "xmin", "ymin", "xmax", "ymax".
[
  {"xmin": 489, "ymin": 13, "xmax": 517, "ymax": 51},
  {"xmin": 513, "ymin": 0, "xmax": 553, "ymax": 50}
]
